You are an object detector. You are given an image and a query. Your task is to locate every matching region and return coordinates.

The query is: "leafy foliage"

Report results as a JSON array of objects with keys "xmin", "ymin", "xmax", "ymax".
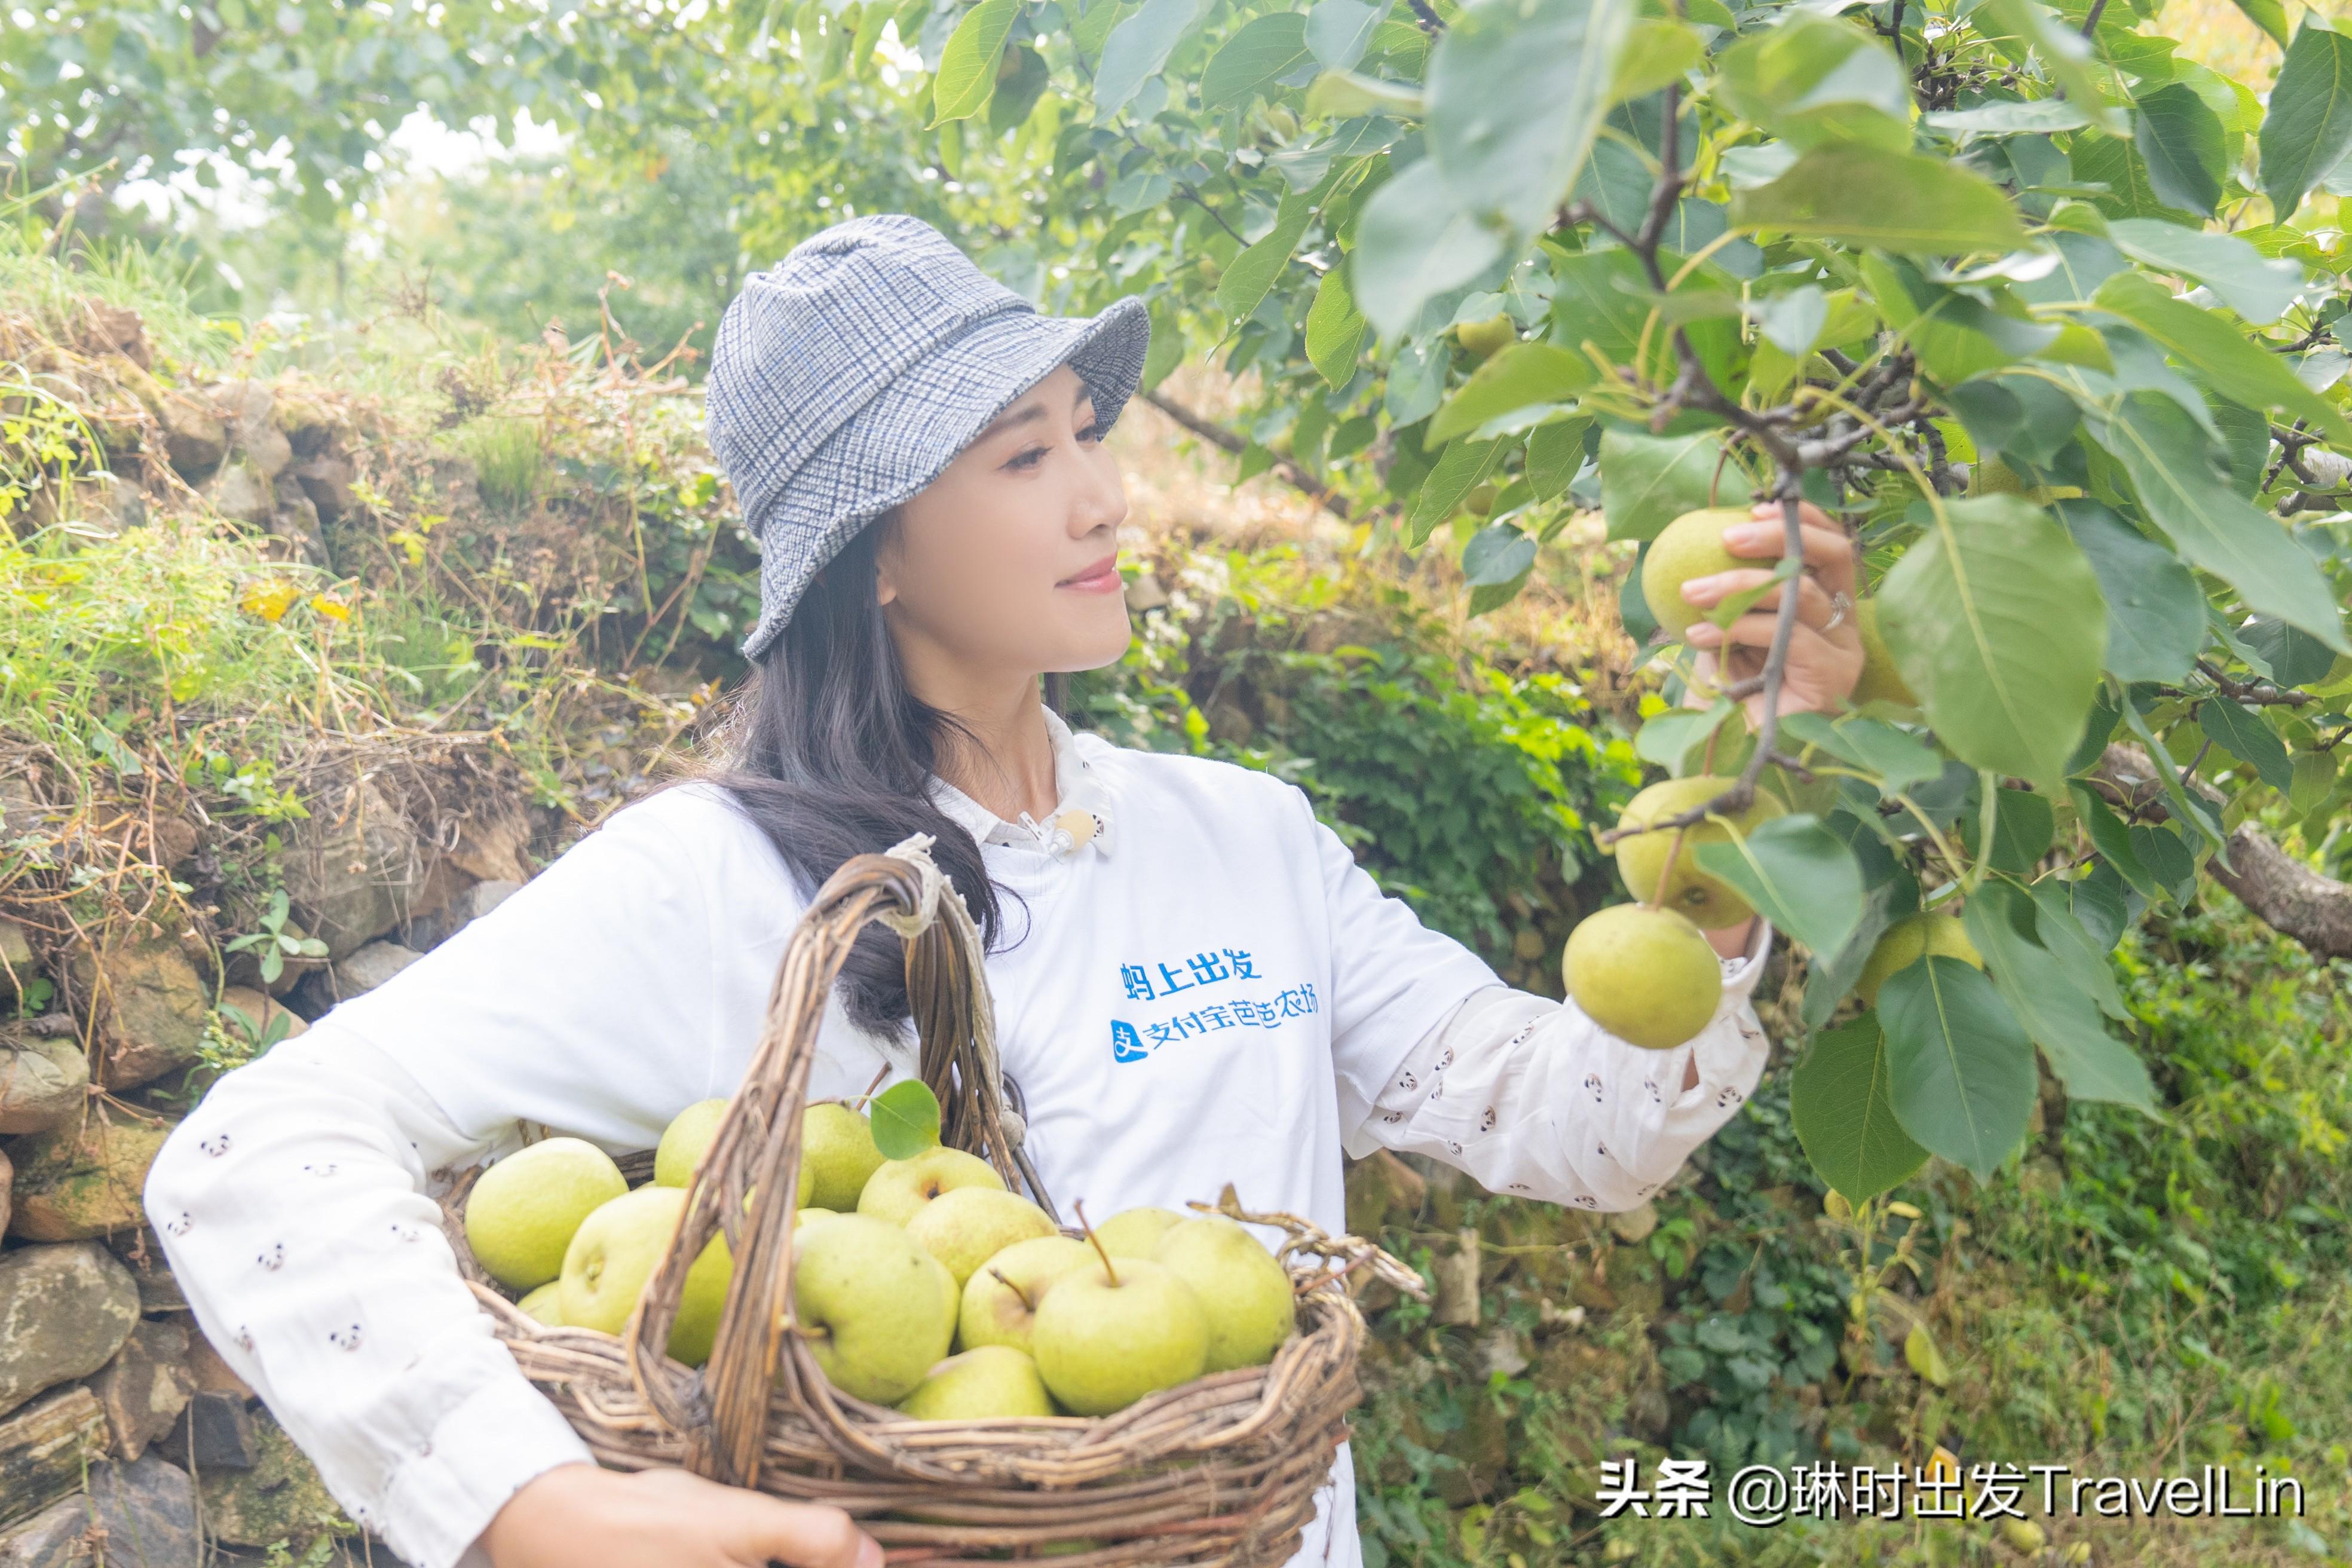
[{"xmin": 850, "ymin": 0, "xmax": 2352, "ymax": 1196}]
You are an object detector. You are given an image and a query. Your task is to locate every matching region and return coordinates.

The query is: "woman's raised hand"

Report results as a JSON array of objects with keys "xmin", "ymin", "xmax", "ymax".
[
  {"xmin": 483, "ymin": 1463, "xmax": 884, "ymax": 1568},
  {"xmin": 1673, "ymin": 500, "xmax": 1866, "ymax": 723}
]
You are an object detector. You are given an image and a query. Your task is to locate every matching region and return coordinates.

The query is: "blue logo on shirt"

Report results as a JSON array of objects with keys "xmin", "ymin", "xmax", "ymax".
[{"xmin": 1111, "ymin": 1020, "xmax": 1147, "ymax": 1062}]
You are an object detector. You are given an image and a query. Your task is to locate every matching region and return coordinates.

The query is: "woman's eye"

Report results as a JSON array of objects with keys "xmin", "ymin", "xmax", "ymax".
[
  {"xmin": 1077, "ymin": 422, "xmax": 1103, "ymax": 445},
  {"xmin": 1006, "ymin": 445, "xmax": 1050, "ymax": 471}
]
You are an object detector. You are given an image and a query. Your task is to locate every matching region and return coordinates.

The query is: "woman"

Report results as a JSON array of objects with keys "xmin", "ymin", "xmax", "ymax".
[{"xmin": 147, "ymin": 216, "xmax": 1863, "ymax": 1568}]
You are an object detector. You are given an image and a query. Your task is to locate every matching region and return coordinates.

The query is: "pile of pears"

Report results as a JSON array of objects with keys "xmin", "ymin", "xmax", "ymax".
[
  {"xmin": 1557, "ymin": 504, "xmax": 1935, "ymax": 1051},
  {"xmin": 461, "ymin": 1098, "xmax": 1298, "ymax": 1421}
]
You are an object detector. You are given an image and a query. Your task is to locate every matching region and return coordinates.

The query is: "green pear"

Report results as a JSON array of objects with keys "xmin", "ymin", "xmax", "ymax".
[
  {"xmin": 904, "ymin": 1187, "xmax": 1058, "ymax": 1288},
  {"xmin": 558, "ymin": 1186, "xmax": 733, "ymax": 1367},
  {"xmin": 1612, "ymin": 775, "xmax": 1784, "ymax": 929},
  {"xmin": 1454, "ymin": 314, "xmax": 1517, "ymax": 360},
  {"xmin": 1095, "ymin": 1206, "xmax": 1187, "ymax": 1257},
  {"xmin": 895, "ymin": 1345, "xmax": 1055, "ymax": 1421},
  {"xmin": 1563, "ymin": 904, "xmax": 1724, "ymax": 1051},
  {"xmin": 1030, "ymin": 1255, "xmax": 1208, "ymax": 1417},
  {"xmin": 796, "ymin": 1206, "xmax": 844, "ymax": 1232},
  {"xmin": 799, "ymin": 1101, "xmax": 887, "ymax": 1211},
  {"xmin": 1640, "ymin": 507, "xmax": 1748, "ymax": 642},
  {"xmin": 654, "ymin": 1098, "xmax": 730, "ymax": 1188},
  {"xmin": 791, "ymin": 1212, "xmax": 958, "ymax": 1405},
  {"xmin": 959, "ymin": 1235, "xmax": 1096, "ymax": 1356},
  {"xmin": 856, "ymin": 1146, "xmax": 1004, "ymax": 1226},
  {"xmin": 1857, "ymin": 912, "xmax": 1983, "ymax": 1005},
  {"xmin": 516, "ymin": 1281, "xmax": 565, "ymax": 1327},
  {"xmin": 1849, "ymin": 599, "xmax": 1919, "ymax": 708},
  {"xmin": 1152, "ymin": 1216, "xmax": 1296, "ymax": 1372},
  {"xmin": 465, "ymin": 1137, "xmax": 629, "ymax": 1291}
]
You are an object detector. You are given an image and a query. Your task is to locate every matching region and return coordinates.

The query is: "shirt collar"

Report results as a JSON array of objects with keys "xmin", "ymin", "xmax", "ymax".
[{"xmin": 927, "ymin": 704, "xmax": 1117, "ymax": 860}]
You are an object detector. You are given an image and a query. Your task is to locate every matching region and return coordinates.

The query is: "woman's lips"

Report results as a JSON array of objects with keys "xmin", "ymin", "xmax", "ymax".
[{"xmin": 1058, "ymin": 556, "xmax": 1123, "ymax": 593}]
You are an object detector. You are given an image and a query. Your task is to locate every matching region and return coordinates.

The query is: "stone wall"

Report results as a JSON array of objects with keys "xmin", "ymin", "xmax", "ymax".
[{"xmin": 0, "ymin": 795, "xmax": 528, "ymax": 1563}]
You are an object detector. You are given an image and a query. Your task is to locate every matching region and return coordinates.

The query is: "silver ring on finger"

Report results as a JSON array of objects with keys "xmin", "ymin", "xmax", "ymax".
[{"xmin": 1822, "ymin": 589, "xmax": 1852, "ymax": 632}]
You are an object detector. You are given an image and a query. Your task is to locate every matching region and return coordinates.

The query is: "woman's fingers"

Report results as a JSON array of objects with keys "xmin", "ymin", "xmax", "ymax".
[
  {"xmin": 1688, "ymin": 613, "xmax": 1845, "ymax": 665},
  {"xmin": 722, "ymin": 1495, "xmax": 879, "ymax": 1568},
  {"xmin": 1678, "ymin": 567, "xmax": 1843, "ymax": 629},
  {"xmin": 1710, "ymin": 501, "xmax": 1859, "ymax": 599}
]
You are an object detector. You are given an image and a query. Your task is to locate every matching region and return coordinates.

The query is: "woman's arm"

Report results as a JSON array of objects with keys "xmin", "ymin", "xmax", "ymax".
[
  {"xmin": 1343, "ymin": 921, "xmax": 1772, "ymax": 1211},
  {"xmin": 147, "ymin": 790, "xmax": 880, "ymax": 1568}
]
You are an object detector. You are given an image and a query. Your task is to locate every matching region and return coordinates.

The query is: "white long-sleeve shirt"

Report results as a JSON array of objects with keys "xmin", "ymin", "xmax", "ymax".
[{"xmin": 146, "ymin": 705, "xmax": 1771, "ymax": 1568}]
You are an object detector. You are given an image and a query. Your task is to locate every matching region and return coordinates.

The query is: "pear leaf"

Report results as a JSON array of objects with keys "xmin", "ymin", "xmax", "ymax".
[{"xmin": 869, "ymin": 1079, "xmax": 944, "ymax": 1159}]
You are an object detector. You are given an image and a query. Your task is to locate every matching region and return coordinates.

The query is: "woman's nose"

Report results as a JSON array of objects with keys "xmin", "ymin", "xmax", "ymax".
[{"xmin": 1075, "ymin": 451, "xmax": 1130, "ymax": 535}]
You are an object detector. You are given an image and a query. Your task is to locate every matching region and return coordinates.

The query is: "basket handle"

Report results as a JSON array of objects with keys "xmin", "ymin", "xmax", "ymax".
[{"xmin": 622, "ymin": 836, "xmax": 1027, "ymax": 1489}]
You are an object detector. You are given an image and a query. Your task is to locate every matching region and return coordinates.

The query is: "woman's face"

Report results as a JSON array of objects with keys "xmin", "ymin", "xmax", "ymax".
[{"xmin": 877, "ymin": 364, "xmax": 1132, "ymax": 682}]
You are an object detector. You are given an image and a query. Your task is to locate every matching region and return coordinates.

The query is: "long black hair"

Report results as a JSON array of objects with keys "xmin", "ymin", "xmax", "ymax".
[{"xmin": 705, "ymin": 513, "xmax": 1067, "ymax": 1038}]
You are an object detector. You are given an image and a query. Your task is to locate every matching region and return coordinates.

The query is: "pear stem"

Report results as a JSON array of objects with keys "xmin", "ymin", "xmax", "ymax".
[
  {"xmin": 989, "ymin": 1266, "xmax": 1037, "ymax": 1313},
  {"xmin": 1649, "ymin": 825, "xmax": 1693, "ymax": 912},
  {"xmin": 1072, "ymin": 1198, "xmax": 1119, "ymax": 1288}
]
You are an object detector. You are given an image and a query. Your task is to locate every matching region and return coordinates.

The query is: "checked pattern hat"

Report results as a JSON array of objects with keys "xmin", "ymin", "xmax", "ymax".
[{"xmin": 706, "ymin": 215, "xmax": 1152, "ymax": 660}]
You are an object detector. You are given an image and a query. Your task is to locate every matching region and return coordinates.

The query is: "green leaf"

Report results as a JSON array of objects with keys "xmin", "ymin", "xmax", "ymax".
[
  {"xmin": 2056, "ymin": 500, "xmax": 2204, "ymax": 684},
  {"xmin": 1962, "ymin": 786, "xmax": 2054, "ymax": 875},
  {"xmin": 2130, "ymin": 84, "xmax": 2225, "ymax": 216},
  {"xmin": 1791, "ymin": 1015, "xmax": 1930, "ymax": 1203},
  {"xmin": 1462, "ymin": 523, "xmax": 1538, "ymax": 586},
  {"xmin": 1964, "ymin": 883, "xmax": 2157, "ymax": 1112},
  {"xmin": 1526, "ymin": 416, "xmax": 1591, "ymax": 501},
  {"xmin": 1879, "ymin": 957, "xmax": 2038, "ymax": 1182},
  {"xmin": 1778, "ymin": 712, "xmax": 1944, "ymax": 792},
  {"xmin": 1095, "ymin": 0, "xmax": 1213, "ymax": 122},
  {"xmin": 2071, "ymin": 783, "xmax": 2164, "ymax": 902},
  {"xmin": 1304, "ymin": 68, "xmax": 1425, "ymax": 118},
  {"xmin": 1306, "ymin": 265, "xmax": 1368, "ymax": 389},
  {"xmin": 2259, "ymin": 23, "xmax": 2352, "ymax": 220},
  {"xmin": 2091, "ymin": 391, "xmax": 2351, "ymax": 651},
  {"xmin": 1925, "ymin": 97, "xmax": 2093, "ymax": 136},
  {"xmin": 1876, "ymin": 495, "xmax": 2107, "ymax": 792},
  {"xmin": 1973, "ymin": 0, "xmax": 2128, "ymax": 135},
  {"xmin": 1610, "ymin": 19, "xmax": 1705, "ymax": 105},
  {"xmin": 2025, "ymin": 879, "xmax": 2129, "ymax": 1020},
  {"xmin": 2068, "ymin": 136, "xmax": 2170, "ymax": 224},
  {"xmin": 1407, "ymin": 438, "xmax": 1503, "ymax": 544},
  {"xmin": 1731, "ymin": 144, "xmax": 2031, "ymax": 255},
  {"xmin": 1714, "ymin": 14, "xmax": 1913, "ymax": 153},
  {"xmin": 2198, "ymin": 696, "xmax": 2294, "ymax": 792},
  {"xmin": 930, "ymin": 0, "xmax": 1021, "ymax": 122},
  {"xmin": 1429, "ymin": 344, "xmax": 1595, "ymax": 443},
  {"xmin": 2095, "ymin": 274, "xmax": 2349, "ymax": 444},
  {"xmin": 1306, "ymin": 0, "xmax": 1388, "ymax": 71},
  {"xmin": 1633, "ymin": 701, "xmax": 1735, "ymax": 771},
  {"xmin": 1689, "ymin": 813, "xmax": 1866, "ymax": 958},
  {"xmin": 2105, "ymin": 219, "xmax": 2305, "ymax": 327},
  {"xmin": 869, "ymin": 1079, "xmax": 944, "ymax": 1159},
  {"xmin": 1217, "ymin": 191, "xmax": 1314, "ymax": 328},
  {"xmin": 1425, "ymin": 0, "xmax": 1635, "ymax": 232},
  {"xmin": 1548, "ymin": 246, "xmax": 1654, "ymax": 372},
  {"xmin": 1200, "ymin": 11, "xmax": 1311, "ymax": 111},
  {"xmin": 1353, "ymin": 160, "xmax": 1507, "ymax": 338},
  {"xmin": 1863, "ymin": 255, "xmax": 2057, "ymax": 385},
  {"xmin": 1750, "ymin": 285, "xmax": 1827, "ymax": 359},
  {"xmin": 1598, "ymin": 427, "xmax": 1728, "ymax": 543}
]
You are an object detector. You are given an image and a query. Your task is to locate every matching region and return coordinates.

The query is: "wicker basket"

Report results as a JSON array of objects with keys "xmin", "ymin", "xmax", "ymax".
[{"xmin": 442, "ymin": 838, "xmax": 1426, "ymax": 1566}]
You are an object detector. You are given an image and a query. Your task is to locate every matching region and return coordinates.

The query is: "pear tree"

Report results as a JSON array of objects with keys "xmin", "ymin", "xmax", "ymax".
[{"xmin": 849, "ymin": 0, "xmax": 2352, "ymax": 1201}]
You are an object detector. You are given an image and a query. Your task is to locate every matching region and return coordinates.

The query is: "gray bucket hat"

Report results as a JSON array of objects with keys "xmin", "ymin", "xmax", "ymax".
[{"xmin": 706, "ymin": 214, "xmax": 1152, "ymax": 660}]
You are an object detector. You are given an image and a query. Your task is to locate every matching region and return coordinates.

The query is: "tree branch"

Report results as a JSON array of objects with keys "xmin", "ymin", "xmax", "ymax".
[
  {"xmin": 2094, "ymin": 744, "xmax": 2352, "ymax": 960},
  {"xmin": 1141, "ymin": 390, "xmax": 1355, "ymax": 521}
]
